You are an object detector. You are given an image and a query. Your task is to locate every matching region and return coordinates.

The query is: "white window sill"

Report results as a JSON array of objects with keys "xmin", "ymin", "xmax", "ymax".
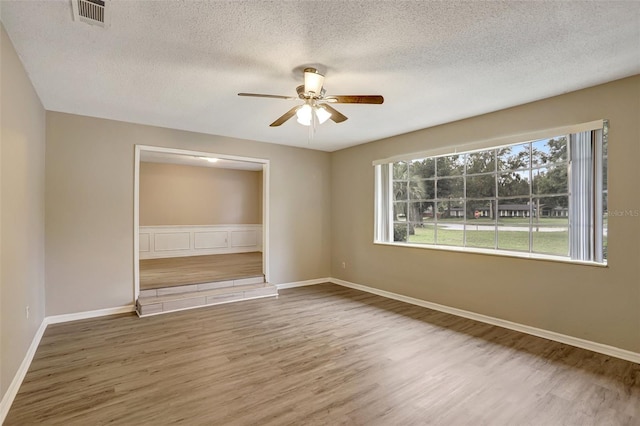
[{"xmin": 373, "ymin": 241, "xmax": 608, "ymax": 267}]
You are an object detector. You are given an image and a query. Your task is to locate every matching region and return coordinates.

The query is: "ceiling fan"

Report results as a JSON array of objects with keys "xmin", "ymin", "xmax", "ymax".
[{"xmin": 238, "ymin": 67, "xmax": 384, "ymax": 128}]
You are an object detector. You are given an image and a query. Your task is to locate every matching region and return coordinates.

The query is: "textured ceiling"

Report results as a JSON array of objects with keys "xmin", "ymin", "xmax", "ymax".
[{"xmin": 1, "ymin": 1, "xmax": 639, "ymax": 152}]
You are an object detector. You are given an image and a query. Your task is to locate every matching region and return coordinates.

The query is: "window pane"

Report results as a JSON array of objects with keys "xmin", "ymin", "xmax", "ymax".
[
  {"xmin": 409, "ymin": 201, "xmax": 435, "ymax": 222},
  {"xmin": 536, "ymin": 196, "xmax": 568, "ymax": 220},
  {"xmin": 410, "ymin": 158, "xmax": 435, "ymax": 179},
  {"xmin": 497, "ymin": 198, "xmax": 532, "ymax": 220},
  {"xmin": 498, "ymin": 171, "xmax": 530, "ymax": 197},
  {"xmin": 437, "ymin": 200, "xmax": 464, "ymax": 220},
  {"xmin": 532, "ymin": 137, "xmax": 567, "ymax": 166},
  {"xmin": 532, "ymin": 195, "xmax": 569, "ymax": 255},
  {"xmin": 466, "ymin": 174, "xmax": 495, "ymax": 198},
  {"xmin": 436, "ymin": 223, "xmax": 464, "ymax": 246},
  {"xmin": 465, "ymin": 222, "xmax": 496, "ymax": 249},
  {"xmin": 465, "ymin": 200, "xmax": 496, "ymax": 249},
  {"xmin": 467, "ymin": 200, "xmax": 495, "ymax": 221},
  {"xmin": 408, "ymin": 202, "xmax": 423, "ymax": 222},
  {"xmin": 466, "ymin": 151, "xmax": 495, "ymax": 174},
  {"xmin": 532, "ymin": 226, "xmax": 568, "ymax": 256},
  {"xmin": 532, "ymin": 166, "xmax": 568, "ymax": 195},
  {"xmin": 437, "ymin": 155, "xmax": 465, "ymax": 176},
  {"xmin": 437, "ymin": 177, "xmax": 464, "ymax": 199},
  {"xmin": 407, "ymin": 223, "xmax": 435, "ymax": 244},
  {"xmin": 393, "ymin": 181, "xmax": 407, "ymax": 201},
  {"xmin": 497, "ymin": 143, "xmax": 529, "ymax": 171},
  {"xmin": 393, "ymin": 202, "xmax": 407, "ymax": 222},
  {"xmin": 497, "ymin": 225, "xmax": 530, "ymax": 252},
  {"xmin": 409, "ymin": 180, "xmax": 428, "ymax": 200},
  {"xmin": 393, "ymin": 162, "xmax": 408, "ymax": 180},
  {"xmin": 393, "ymin": 223, "xmax": 408, "ymax": 242}
]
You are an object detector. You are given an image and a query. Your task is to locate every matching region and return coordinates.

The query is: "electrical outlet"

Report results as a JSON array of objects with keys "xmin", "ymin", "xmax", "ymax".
[
  {"xmin": 26, "ymin": 306, "xmax": 30, "ymax": 319},
  {"xmin": 341, "ymin": 261, "xmax": 346, "ymax": 269}
]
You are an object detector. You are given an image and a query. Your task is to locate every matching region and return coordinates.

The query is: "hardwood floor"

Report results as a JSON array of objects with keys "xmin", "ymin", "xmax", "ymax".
[
  {"xmin": 6, "ymin": 284, "xmax": 640, "ymax": 425},
  {"xmin": 140, "ymin": 252, "xmax": 263, "ymax": 290}
]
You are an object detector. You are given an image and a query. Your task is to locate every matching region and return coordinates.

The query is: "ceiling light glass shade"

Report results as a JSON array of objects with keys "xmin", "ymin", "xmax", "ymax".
[
  {"xmin": 315, "ymin": 106, "xmax": 331, "ymax": 124},
  {"xmin": 304, "ymin": 69, "xmax": 324, "ymax": 95},
  {"xmin": 296, "ymin": 104, "xmax": 312, "ymax": 126},
  {"xmin": 199, "ymin": 156, "xmax": 218, "ymax": 162}
]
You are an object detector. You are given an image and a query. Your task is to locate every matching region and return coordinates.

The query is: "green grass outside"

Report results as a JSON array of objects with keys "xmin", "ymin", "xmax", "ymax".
[
  {"xmin": 405, "ymin": 225, "xmax": 569, "ymax": 256},
  {"xmin": 416, "ymin": 217, "xmax": 570, "ymax": 226}
]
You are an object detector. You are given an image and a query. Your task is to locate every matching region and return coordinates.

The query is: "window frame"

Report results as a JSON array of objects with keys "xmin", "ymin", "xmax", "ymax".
[{"xmin": 373, "ymin": 120, "xmax": 608, "ymax": 267}]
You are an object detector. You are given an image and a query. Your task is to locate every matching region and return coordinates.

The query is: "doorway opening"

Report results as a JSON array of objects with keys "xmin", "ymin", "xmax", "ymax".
[{"xmin": 133, "ymin": 145, "xmax": 271, "ymax": 315}]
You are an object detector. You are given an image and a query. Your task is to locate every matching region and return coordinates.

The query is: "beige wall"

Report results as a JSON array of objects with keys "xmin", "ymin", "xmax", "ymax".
[
  {"xmin": 140, "ymin": 162, "xmax": 262, "ymax": 226},
  {"xmin": 331, "ymin": 75, "xmax": 640, "ymax": 353},
  {"xmin": 0, "ymin": 24, "xmax": 46, "ymax": 398},
  {"xmin": 45, "ymin": 112, "xmax": 331, "ymax": 315}
]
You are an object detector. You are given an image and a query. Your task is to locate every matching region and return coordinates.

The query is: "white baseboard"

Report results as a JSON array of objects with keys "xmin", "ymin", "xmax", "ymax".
[
  {"xmin": 46, "ymin": 305, "xmax": 136, "ymax": 324},
  {"xmin": 0, "ymin": 319, "xmax": 48, "ymax": 424},
  {"xmin": 0, "ymin": 304, "xmax": 136, "ymax": 423},
  {"xmin": 276, "ymin": 278, "xmax": 331, "ymax": 290},
  {"xmin": 329, "ymin": 278, "xmax": 640, "ymax": 365}
]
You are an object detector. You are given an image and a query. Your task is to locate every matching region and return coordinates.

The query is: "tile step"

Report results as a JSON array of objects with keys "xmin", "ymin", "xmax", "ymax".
[
  {"xmin": 136, "ymin": 282, "xmax": 277, "ymax": 317},
  {"xmin": 139, "ymin": 275, "xmax": 265, "ymax": 298}
]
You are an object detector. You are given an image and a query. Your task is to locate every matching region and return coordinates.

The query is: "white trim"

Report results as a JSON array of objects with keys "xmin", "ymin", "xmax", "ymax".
[
  {"xmin": 372, "ymin": 119, "xmax": 606, "ymax": 166},
  {"xmin": 262, "ymin": 163, "xmax": 270, "ymax": 283},
  {"xmin": 46, "ymin": 305, "xmax": 135, "ymax": 324},
  {"xmin": 0, "ymin": 320, "xmax": 47, "ymax": 424},
  {"xmin": 276, "ymin": 278, "xmax": 331, "ymax": 290},
  {"xmin": 134, "ymin": 145, "xmax": 141, "ymax": 300},
  {"xmin": 329, "ymin": 278, "xmax": 640, "ymax": 365},
  {"xmin": 0, "ymin": 304, "xmax": 134, "ymax": 423},
  {"xmin": 139, "ymin": 225, "xmax": 263, "ymax": 259},
  {"xmin": 134, "ymin": 145, "xmax": 271, "ymax": 298},
  {"xmin": 372, "ymin": 241, "xmax": 607, "ymax": 268},
  {"xmin": 137, "ymin": 293, "xmax": 277, "ymax": 318}
]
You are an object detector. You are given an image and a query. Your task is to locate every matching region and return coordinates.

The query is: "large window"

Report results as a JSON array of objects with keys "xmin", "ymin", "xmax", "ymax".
[{"xmin": 374, "ymin": 122, "xmax": 608, "ymax": 264}]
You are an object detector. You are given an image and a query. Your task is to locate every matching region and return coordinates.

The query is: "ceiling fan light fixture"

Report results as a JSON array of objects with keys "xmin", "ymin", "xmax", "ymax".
[
  {"xmin": 198, "ymin": 156, "xmax": 219, "ymax": 163},
  {"xmin": 303, "ymin": 68, "xmax": 324, "ymax": 96},
  {"xmin": 296, "ymin": 104, "xmax": 313, "ymax": 126},
  {"xmin": 315, "ymin": 105, "xmax": 331, "ymax": 124}
]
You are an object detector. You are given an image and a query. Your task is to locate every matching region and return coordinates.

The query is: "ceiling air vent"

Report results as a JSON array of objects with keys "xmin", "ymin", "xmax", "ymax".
[{"xmin": 71, "ymin": 0, "xmax": 110, "ymax": 28}]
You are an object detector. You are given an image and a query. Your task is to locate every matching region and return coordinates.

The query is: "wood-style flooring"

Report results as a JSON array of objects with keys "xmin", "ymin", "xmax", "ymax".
[
  {"xmin": 6, "ymin": 284, "xmax": 640, "ymax": 425},
  {"xmin": 140, "ymin": 252, "xmax": 263, "ymax": 290}
]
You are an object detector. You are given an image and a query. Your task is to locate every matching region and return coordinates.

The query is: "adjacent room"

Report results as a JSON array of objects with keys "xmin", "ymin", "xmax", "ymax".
[
  {"xmin": 1, "ymin": 1, "xmax": 639, "ymax": 424},
  {"xmin": 136, "ymin": 149, "xmax": 273, "ymax": 316}
]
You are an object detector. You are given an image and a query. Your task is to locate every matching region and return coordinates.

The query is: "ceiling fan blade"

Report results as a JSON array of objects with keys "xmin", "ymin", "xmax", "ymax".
[
  {"xmin": 321, "ymin": 104, "xmax": 348, "ymax": 123},
  {"xmin": 269, "ymin": 106, "xmax": 299, "ymax": 127},
  {"xmin": 324, "ymin": 95, "xmax": 384, "ymax": 104},
  {"xmin": 238, "ymin": 93, "xmax": 297, "ymax": 100}
]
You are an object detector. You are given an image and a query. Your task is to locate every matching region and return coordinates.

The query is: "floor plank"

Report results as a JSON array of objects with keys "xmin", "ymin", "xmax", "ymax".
[
  {"xmin": 140, "ymin": 252, "xmax": 263, "ymax": 290},
  {"xmin": 6, "ymin": 284, "xmax": 640, "ymax": 425}
]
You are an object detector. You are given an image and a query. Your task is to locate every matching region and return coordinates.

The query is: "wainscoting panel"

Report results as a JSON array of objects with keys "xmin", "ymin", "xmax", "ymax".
[
  {"xmin": 140, "ymin": 225, "xmax": 262, "ymax": 259},
  {"xmin": 231, "ymin": 230, "xmax": 257, "ymax": 247},
  {"xmin": 154, "ymin": 232, "xmax": 190, "ymax": 252},
  {"xmin": 194, "ymin": 231, "xmax": 227, "ymax": 249},
  {"xmin": 139, "ymin": 233, "xmax": 150, "ymax": 252}
]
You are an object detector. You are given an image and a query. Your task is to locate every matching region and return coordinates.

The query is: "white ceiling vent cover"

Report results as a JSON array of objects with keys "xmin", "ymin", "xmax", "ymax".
[{"xmin": 71, "ymin": 0, "xmax": 110, "ymax": 28}]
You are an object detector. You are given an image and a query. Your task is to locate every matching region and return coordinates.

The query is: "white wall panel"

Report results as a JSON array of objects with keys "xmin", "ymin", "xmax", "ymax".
[
  {"xmin": 140, "ymin": 225, "xmax": 262, "ymax": 259},
  {"xmin": 154, "ymin": 232, "xmax": 190, "ymax": 251},
  {"xmin": 194, "ymin": 231, "xmax": 227, "ymax": 249},
  {"xmin": 139, "ymin": 233, "xmax": 150, "ymax": 252},
  {"xmin": 231, "ymin": 230, "xmax": 257, "ymax": 247}
]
